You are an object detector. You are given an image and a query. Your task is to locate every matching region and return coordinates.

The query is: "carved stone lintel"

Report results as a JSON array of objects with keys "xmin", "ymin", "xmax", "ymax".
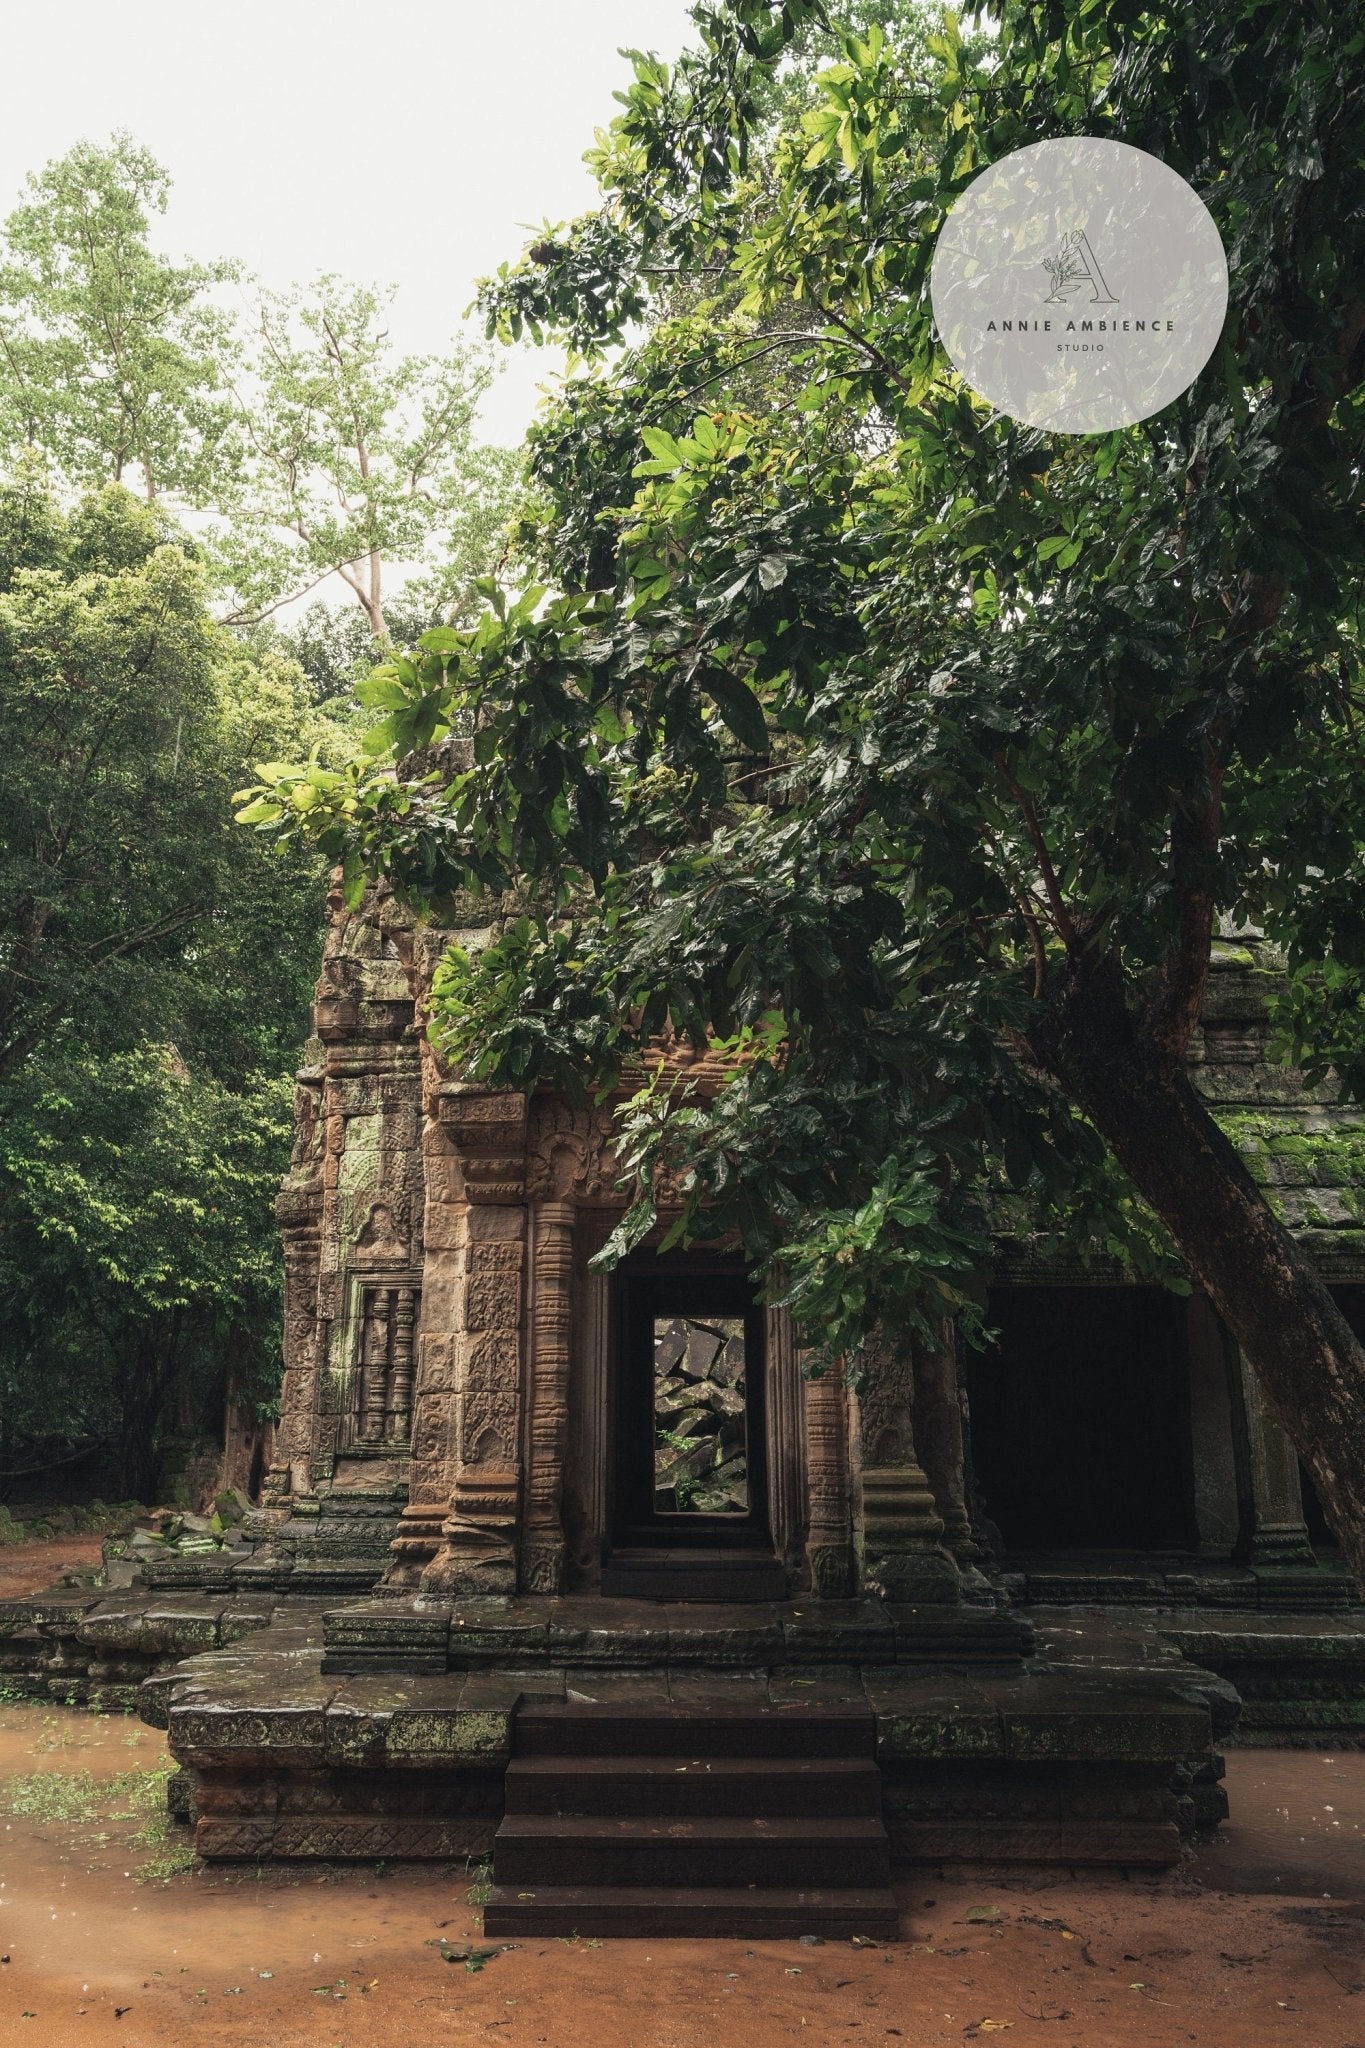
[
  {"xmin": 436, "ymin": 1085, "xmax": 529, "ymax": 1204},
  {"xmin": 525, "ymin": 1102, "xmax": 615, "ymax": 1204}
]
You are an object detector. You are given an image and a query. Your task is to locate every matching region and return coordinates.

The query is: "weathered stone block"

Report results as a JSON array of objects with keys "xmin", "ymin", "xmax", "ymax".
[
  {"xmin": 466, "ymin": 1219, "xmax": 525, "ymax": 1253},
  {"xmin": 782, "ymin": 1603, "xmax": 895, "ymax": 1665},
  {"xmin": 140, "ymin": 1607, "xmax": 224, "ymax": 1654},
  {"xmin": 865, "ymin": 1676, "xmax": 1005, "ymax": 1759},
  {"xmin": 415, "ymin": 1335, "xmax": 457, "ymax": 1394},
  {"xmin": 77, "ymin": 1600, "xmax": 152, "ymax": 1650},
  {"xmin": 448, "ymin": 1602, "xmax": 551, "ymax": 1663},
  {"xmin": 1002, "ymin": 1684, "xmax": 1207, "ymax": 1764},
  {"xmin": 465, "ymin": 1273, "xmax": 521, "ymax": 1330},
  {"xmin": 220, "ymin": 1607, "xmax": 276, "ymax": 1647}
]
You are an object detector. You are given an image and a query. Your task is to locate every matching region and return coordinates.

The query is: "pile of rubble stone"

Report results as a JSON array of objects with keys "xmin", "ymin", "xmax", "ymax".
[
  {"xmin": 102, "ymin": 1492, "xmax": 255, "ymax": 1586},
  {"xmin": 653, "ymin": 1315, "xmax": 749, "ymax": 1513}
]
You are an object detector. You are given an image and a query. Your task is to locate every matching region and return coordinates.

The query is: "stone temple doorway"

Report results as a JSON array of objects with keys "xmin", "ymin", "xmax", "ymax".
[
  {"xmin": 966, "ymin": 1284, "xmax": 1199, "ymax": 1554},
  {"xmin": 601, "ymin": 1257, "xmax": 786, "ymax": 1598}
]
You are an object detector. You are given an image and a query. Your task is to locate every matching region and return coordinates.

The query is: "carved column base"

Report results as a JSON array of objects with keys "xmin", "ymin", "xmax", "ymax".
[
  {"xmin": 384, "ymin": 1501, "xmax": 449, "ymax": 1587},
  {"xmin": 809, "ymin": 1544, "xmax": 857, "ymax": 1598},
  {"xmin": 258, "ymin": 1463, "xmax": 293, "ymax": 1514},
  {"xmin": 417, "ymin": 1466, "xmax": 518, "ymax": 1597},
  {"xmin": 860, "ymin": 1463, "xmax": 962, "ymax": 1605},
  {"xmin": 520, "ymin": 1539, "xmax": 566, "ymax": 1595},
  {"xmin": 1246, "ymin": 1521, "xmax": 1318, "ymax": 1571},
  {"xmin": 934, "ymin": 1500, "xmax": 999, "ymax": 1605},
  {"xmin": 1245, "ymin": 1520, "xmax": 1334, "ymax": 1607}
]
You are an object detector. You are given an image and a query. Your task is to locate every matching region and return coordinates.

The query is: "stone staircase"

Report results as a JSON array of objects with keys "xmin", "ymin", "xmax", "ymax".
[{"xmin": 483, "ymin": 1698, "xmax": 900, "ymax": 1940}]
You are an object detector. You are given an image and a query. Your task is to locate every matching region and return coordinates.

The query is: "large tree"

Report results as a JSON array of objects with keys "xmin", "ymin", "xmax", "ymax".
[
  {"xmin": 0, "ymin": 137, "xmax": 519, "ymax": 639},
  {"xmin": 0, "ymin": 133, "xmax": 237, "ymax": 503},
  {"xmin": 242, "ymin": 1, "xmax": 1365, "ymax": 1581},
  {"xmin": 222, "ymin": 275, "xmax": 522, "ymax": 636}
]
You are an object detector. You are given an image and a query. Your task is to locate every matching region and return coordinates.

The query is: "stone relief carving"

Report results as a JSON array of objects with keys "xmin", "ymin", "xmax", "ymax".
[
  {"xmin": 856, "ymin": 1330, "xmax": 918, "ymax": 1468},
  {"xmin": 525, "ymin": 1102, "xmax": 616, "ymax": 1203},
  {"xmin": 354, "ymin": 1198, "xmax": 411, "ymax": 1265}
]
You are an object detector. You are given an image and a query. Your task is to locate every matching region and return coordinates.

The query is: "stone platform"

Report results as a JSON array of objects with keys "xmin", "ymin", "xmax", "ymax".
[
  {"xmin": 9, "ymin": 1569, "xmax": 1363, "ymax": 1761},
  {"xmin": 1025, "ymin": 1606, "xmax": 1365, "ymax": 1748},
  {"xmin": 323, "ymin": 1593, "xmax": 1036, "ymax": 1677},
  {"xmin": 131, "ymin": 1594, "xmax": 1229, "ymax": 1881},
  {"xmin": 1002, "ymin": 1550, "xmax": 1361, "ymax": 1613}
]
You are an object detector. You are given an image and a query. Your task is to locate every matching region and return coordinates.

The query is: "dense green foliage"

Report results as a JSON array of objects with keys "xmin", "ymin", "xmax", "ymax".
[
  {"xmin": 0, "ymin": 126, "xmax": 523, "ymax": 1493},
  {"xmin": 218, "ymin": 274, "xmax": 522, "ymax": 633},
  {"xmin": 0, "ymin": 486, "xmax": 329, "ymax": 1492},
  {"xmin": 243, "ymin": 0, "xmax": 1365, "ymax": 1461},
  {"xmin": 0, "ymin": 134, "xmax": 519, "ymax": 637},
  {"xmin": 0, "ymin": 134, "xmax": 237, "ymax": 502}
]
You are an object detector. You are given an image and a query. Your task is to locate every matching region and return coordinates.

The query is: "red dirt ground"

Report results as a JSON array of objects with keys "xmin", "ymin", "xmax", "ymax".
[
  {"xmin": 0, "ymin": 1537, "xmax": 105, "ymax": 1599},
  {"xmin": 2, "ymin": 1536, "xmax": 1362, "ymax": 2048}
]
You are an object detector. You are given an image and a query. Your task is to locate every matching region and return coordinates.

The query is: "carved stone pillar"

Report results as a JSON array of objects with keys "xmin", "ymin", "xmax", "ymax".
[
  {"xmin": 1185, "ymin": 1293, "xmax": 1241, "ymax": 1555},
  {"xmin": 805, "ymin": 1364, "xmax": 855, "ymax": 1596},
  {"xmin": 911, "ymin": 1325, "xmax": 995, "ymax": 1603},
  {"xmin": 357, "ymin": 1292, "xmax": 391, "ymax": 1443},
  {"xmin": 388, "ymin": 1115, "xmax": 464, "ymax": 1580},
  {"xmin": 1233, "ymin": 1346, "xmax": 1322, "ymax": 1599},
  {"xmin": 765, "ymin": 1302, "xmax": 808, "ymax": 1586},
  {"xmin": 390, "ymin": 1086, "xmax": 529, "ymax": 1594},
  {"xmin": 854, "ymin": 1330, "xmax": 960, "ymax": 1604},
  {"xmin": 386, "ymin": 1285, "xmax": 417, "ymax": 1441},
  {"xmin": 521, "ymin": 1200, "xmax": 576, "ymax": 1592},
  {"xmin": 265, "ymin": 1056, "xmax": 326, "ymax": 1508}
]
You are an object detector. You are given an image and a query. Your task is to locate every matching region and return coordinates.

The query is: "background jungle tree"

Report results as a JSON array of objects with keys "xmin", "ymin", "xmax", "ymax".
[{"xmin": 0, "ymin": 484, "xmax": 330, "ymax": 1493}]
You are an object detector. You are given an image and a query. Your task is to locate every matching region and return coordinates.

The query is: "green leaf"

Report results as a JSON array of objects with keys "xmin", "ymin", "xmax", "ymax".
[
  {"xmin": 640, "ymin": 425, "xmax": 687, "ymax": 468},
  {"xmin": 702, "ymin": 671, "xmax": 769, "ymax": 754}
]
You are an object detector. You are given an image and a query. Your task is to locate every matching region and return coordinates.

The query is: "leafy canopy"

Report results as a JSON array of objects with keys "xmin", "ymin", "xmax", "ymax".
[{"xmin": 241, "ymin": 0, "xmax": 1365, "ymax": 1368}]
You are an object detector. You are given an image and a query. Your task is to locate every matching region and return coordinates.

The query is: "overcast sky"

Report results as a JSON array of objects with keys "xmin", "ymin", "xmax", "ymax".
[{"xmin": 0, "ymin": 0, "xmax": 698, "ymax": 446}]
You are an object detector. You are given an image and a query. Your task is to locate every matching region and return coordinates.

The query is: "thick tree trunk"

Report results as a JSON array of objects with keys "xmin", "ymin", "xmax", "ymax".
[
  {"xmin": 1030, "ymin": 951, "xmax": 1365, "ymax": 1591},
  {"xmin": 115, "ymin": 1316, "xmax": 179, "ymax": 1502}
]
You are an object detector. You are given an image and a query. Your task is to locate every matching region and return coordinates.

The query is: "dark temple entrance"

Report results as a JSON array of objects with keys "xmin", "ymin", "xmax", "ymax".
[
  {"xmin": 966, "ymin": 1284, "xmax": 1199, "ymax": 1554},
  {"xmin": 602, "ymin": 1258, "xmax": 785, "ymax": 1599}
]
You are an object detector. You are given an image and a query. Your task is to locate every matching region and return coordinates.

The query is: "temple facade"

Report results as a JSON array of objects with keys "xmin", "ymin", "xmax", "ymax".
[
  {"xmin": 8, "ymin": 878, "xmax": 1362, "ymax": 1930},
  {"xmin": 260, "ymin": 876, "xmax": 1362, "ymax": 1618}
]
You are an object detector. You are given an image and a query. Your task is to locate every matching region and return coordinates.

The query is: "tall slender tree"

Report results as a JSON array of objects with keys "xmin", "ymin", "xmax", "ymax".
[
  {"xmin": 0, "ymin": 133, "xmax": 237, "ymax": 502},
  {"xmin": 223, "ymin": 276, "xmax": 521, "ymax": 636}
]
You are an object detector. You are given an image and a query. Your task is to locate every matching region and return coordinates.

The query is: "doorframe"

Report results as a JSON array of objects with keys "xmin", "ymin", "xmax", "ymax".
[
  {"xmin": 563, "ymin": 1223, "xmax": 812, "ymax": 1592},
  {"xmin": 607, "ymin": 1251, "xmax": 774, "ymax": 1554}
]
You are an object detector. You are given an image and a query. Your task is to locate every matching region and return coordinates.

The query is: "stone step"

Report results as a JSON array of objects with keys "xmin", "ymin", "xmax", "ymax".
[
  {"xmin": 492, "ymin": 1812, "xmax": 892, "ymax": 1888},
  {"xmin": 516, "ymin": 1701, "xmax": 875, "ymax": 1758},
  {"xmin": 482, "ymin": 1882, "xmax": 901, "ymax": 1941},
  {"xmin": 504, "ymin": 1754, "xmax": 883, "ymax": 1818},
  {"xmin": 600, "ymin": 1549, "xmax": 788, "ymax": 1602}
]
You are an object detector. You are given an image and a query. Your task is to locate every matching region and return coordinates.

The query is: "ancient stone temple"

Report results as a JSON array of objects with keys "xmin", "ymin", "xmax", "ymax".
[
  {"xmin": 3, "ymin": 882, "xmax": 1362, "ymax": 1938},
  {"xmin": 258, "ymin": 874, "xmax": 992, "ymax": 1618}
]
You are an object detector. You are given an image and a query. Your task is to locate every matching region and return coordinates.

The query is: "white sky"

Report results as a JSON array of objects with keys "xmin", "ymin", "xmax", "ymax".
[{"xmin": 0, "ymin": 0, "xmax": 698, "ymax": 447}]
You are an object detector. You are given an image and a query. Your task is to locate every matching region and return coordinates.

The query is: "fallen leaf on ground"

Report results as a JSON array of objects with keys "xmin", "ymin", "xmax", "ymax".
[{"xmin": 441, "ymin": 1943, "xmax": 500, "ymax": 1972}]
